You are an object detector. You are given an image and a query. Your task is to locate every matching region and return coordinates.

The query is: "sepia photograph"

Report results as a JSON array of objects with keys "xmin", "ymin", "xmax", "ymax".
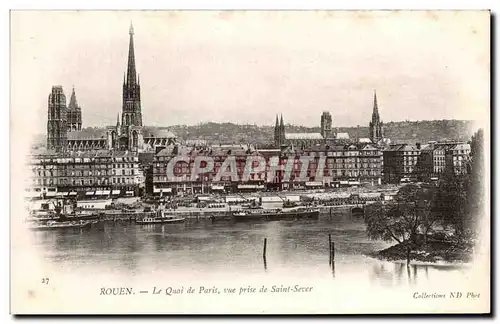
[{"xmin": 9, "ymin": 10, "xmax": 490, "ymax": 315}]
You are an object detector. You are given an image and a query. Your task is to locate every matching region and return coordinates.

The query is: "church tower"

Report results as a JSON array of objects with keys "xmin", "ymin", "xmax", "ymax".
[
  {"xmin": 122, "ymin": 22, "xmax": 142, "ymax": 127},
  {"xmin": 274, "ymin": 115, "xmax": 279, "ymax": 147},
  {"xmin": 279, "ymin": 114, "xmax": 286, "ymax": 146},
  {"xmin": 369, "ymin": 90, "xmax": 384, "ymax": 143},
  {"xmin": 109, "ymin": 22, "xmax": 144, "ymax": 152},
  {"xmin": 47, "ymin": 86, "xmax": 67, "ymax": 152},
  {"xmin": 66, "ymin": 86, "xmax": 82, "ymax": 131},
  {"xmin": 320, "ymin": 111, "xmax": 332, "ymax": 139}
]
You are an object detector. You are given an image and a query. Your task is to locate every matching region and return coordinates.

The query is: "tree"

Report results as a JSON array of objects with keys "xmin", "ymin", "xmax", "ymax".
[
  {"xmin": 364, "ymin": 184, "xmax": 435, "ymax": 265},
  {"xmin": 467, "ymin": 128, "xmax": 485, "ymax": 236},
  {"xmin": 432, "ymin": 129, "xmax": 484, "ymax": 241},
  {"xmin": 434, "ymin": 173, "xmax": 469, "ymax": 238}
]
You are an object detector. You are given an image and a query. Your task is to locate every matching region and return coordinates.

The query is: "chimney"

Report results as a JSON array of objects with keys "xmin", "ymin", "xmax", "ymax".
[{"xmin": 416, "ymin": 142, "xmax": 421, "ymax": 150}]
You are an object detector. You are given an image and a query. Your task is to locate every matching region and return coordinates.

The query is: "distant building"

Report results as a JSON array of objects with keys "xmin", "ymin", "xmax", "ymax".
[
  {"xmin": 382, "ymin": 143, "xmax": 421, "ymax": 184},
  {"xmin": 336, "ymin": 132, "xmax": 350, "ymax": 140},
  {"xmin": 417, "ymin": 141, "xmax": 471, "ymax": 180},
  {"xmin": 369, "ymin": 90, "xmax": 384, "ymax": 144},
  {"xmin": 418, "ymin": 143, "xmax": 446, "ymax": 181},
  {"xmin": 273, "ymin": 113, "xmax": 336, "ymax": 148},
  {"xmin": 284, "ymin": 132, "xmax": 324, "ymax": 147},
  {"xmin": 273, "ymin": 92, "xmax": 389, "ymax": 149},
  {"xmin": 445, "ymin": 143, "xmax": 471, "ymax": 176}
]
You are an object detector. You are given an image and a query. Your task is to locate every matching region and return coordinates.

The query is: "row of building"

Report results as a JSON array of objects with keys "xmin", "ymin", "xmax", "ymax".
[
  {"xmin": 31, "ymin": 23, "xmax": 471, "ymax": 200},
  {"xmin": 27, "ymin": 149, "xmax": 144, "ymax": 199},
  {"xmin": 26, "ymin": 139, "xmax": 471, "ymax": 199}
]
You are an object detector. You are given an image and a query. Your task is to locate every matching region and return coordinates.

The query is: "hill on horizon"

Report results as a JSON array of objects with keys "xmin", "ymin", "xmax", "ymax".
[{"xmin": 31, "ymin": 119, "xmax": 477, "ymax": 148}]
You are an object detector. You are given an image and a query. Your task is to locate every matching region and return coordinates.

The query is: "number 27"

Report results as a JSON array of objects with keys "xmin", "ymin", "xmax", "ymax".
[{"xmin": 41, "ymin": 278, "xmax": 49, "ymax": 284}]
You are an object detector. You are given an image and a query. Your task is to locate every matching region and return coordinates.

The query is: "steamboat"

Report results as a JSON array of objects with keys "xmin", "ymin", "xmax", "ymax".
[{"xmin": 135, "ymin": 209, "xmax": 186, "ymax": 225}]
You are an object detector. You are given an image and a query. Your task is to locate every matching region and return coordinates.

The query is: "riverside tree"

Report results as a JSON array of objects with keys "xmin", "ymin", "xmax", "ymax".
[
  {"xmin": 364, "ymin": 184, "xmax": 436, "ymax": 265},
  {"xmin": 433, "ymin": 129, "xmax": 483, "ymax": 240}
]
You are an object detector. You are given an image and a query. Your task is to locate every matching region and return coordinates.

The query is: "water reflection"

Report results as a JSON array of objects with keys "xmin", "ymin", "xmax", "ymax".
[
  {"xmin": 30, "ymin": 217, "xmax": 470, "ymax": 286},
  {"xmin": 368, "ymin": 261, "xmax": 469, "ymax": 287}
]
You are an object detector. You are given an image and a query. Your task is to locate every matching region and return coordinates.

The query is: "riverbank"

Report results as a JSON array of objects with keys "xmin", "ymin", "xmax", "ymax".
[{"xmin": 367, "ymin": 235, "xmax": 474, "ymax": 264}]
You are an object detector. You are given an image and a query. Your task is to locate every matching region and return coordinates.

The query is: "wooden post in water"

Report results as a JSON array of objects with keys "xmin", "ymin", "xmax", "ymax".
[
  {"xmin": 328, "ymin": 234, "xmax": 332, "ymax": 265},
  {"xmin": 263, "ymin": 237, "xmax": 268, "ymax": 271},
  {"xmin": 330, "ymin": 241, "xmax": 336, "ymax": 278}
]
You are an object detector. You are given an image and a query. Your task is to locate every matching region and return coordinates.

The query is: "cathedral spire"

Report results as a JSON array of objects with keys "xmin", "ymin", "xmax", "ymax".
[
  {"xmin": 68, "ymin": 85, "xmax": 78, "ymax": 109},
  {"xmin": 126, "ymin": 21, "xmax": 136, "ymax": 86},
  {"xmin": 369, "ymin": 90, "xmax": 383, "ymax": 143},
  {"xmin": 372, "ymin": 90, "xmax": 379, "ymax": 118},
  {"xmin": 122, "ymin": 22, "xmax": 142, "ymax": 130}
]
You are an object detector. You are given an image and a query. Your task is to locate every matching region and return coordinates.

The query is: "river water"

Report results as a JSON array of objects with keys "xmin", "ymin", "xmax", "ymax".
[
  {"xmin": 28, "ymin": 212, "xmax": 471, "ymax": 287},
  {"xmin": 14, "ymin": 209, "xmax": 489, "ymax": 314}
]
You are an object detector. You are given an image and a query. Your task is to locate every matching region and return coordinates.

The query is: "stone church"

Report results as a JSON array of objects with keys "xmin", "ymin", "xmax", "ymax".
[{"xmin": 46, "ymin": 23, "xmax": 176, "ymax": 153}]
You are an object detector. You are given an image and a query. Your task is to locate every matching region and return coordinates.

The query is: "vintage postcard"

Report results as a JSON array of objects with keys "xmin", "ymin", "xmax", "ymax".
[{"xmin": 10, "ymin": 10, "xmax": 490, "ymax": 314}]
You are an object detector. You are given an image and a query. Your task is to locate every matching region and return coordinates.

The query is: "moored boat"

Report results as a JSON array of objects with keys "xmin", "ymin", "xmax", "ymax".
[
  {"xmin": 233, "ymin": 207, "xmax": 320, "ymax": 222},
  {"xmin": 135, "ymin": 209, "xmax": 186, "ymax": 225},
  {"xmin": 29, "ymin": 220, "xmax": 93, "ymax": 231}
]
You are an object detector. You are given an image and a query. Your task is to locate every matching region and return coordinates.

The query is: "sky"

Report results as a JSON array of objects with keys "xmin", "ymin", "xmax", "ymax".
[{"xmin": 11, "ymin": 10, "xmax": 490, "ymax": 135}]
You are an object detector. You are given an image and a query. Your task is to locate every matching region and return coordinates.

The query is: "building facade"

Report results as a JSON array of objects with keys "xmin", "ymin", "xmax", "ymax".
[
  {"xmin": 28, "ymin": 149, "xmax": 143, "ymax": 199},
  {"xmin": 276, "ymin": 143, "xmax": 382, "ymax": 189},
  {"xmin": 382, "ymin": 143, "xmax": 421, "ymax": 184},
  {"xmin": 445, "ymin": 143, "xmax": 471, "ymax": 176},
  {"xmin": 417, "ymin": 143, "xmax": 446, "ymax": 181},
  {"xmin": 150, "ymin": 142, "xmax": 383, "ymax": 196},
  {"xmin": 152, "ymin": 145, "xmax": 266, "ymax": 196}
]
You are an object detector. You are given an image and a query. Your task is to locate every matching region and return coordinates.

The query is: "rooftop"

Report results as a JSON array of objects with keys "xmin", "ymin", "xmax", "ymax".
[
  {"xmin": 145, "ymin": 129, "xmax": 177, "ymax": 139},
  {"xmin": 67, "ymin": 129, "xmax": 107, "ymax": 140},
  {"xmin": 336, "ymin": 132, "xmax": 350, "ymax": 139},
  {"xmin": 285, "ymin": 133, "xmax": 324, "ymax": 140}
]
